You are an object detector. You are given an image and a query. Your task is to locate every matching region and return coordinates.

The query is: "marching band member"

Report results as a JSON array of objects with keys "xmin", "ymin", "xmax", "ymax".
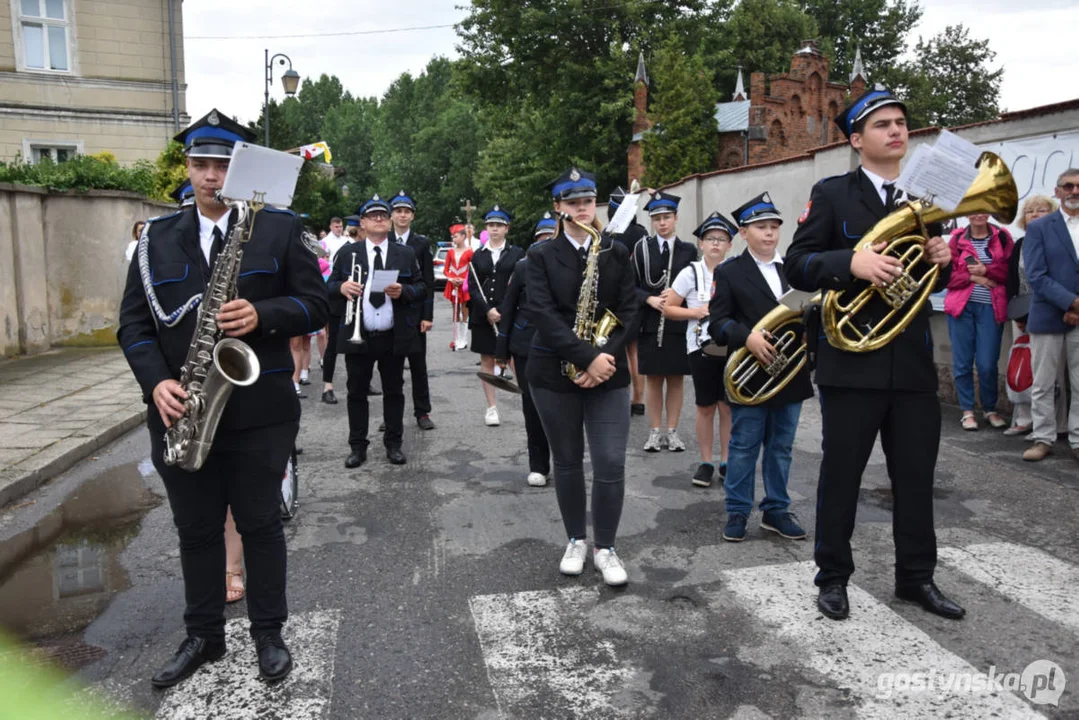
[
  {"xmin": 633, "ymin": 192, "xmax": 696, "ymax": 451},
  {"xmin": 494, "ymin": 212, "xmax": 557, "ymax": 487},
  {"xmin": 527, "ymin": 168, "xmax": 638, "ymax": 586},
  {"xmin": 391, "ymin": 191, "xmax": 437, "ymax": 430},
  {"xmin": 709, "ymin": 195, "xmax": 810, "ymax": 542},
  {"xmin": 443, "ymin": 224, "xmax": 473, "ymax": 350},
  {"xmin": 663, "ymin": 211, "xmax": 736, "ymax": 488},
  {"xmin": 785, "ymin": 86, "xmax": 962, "ymax": 620},
  {"xmin": 329, "ymin": 195, "xmax": 425, "ymax": 468},
  {"xmin": 470, "ymin": 206, "xmax": 525, "ymax": 426},
  {"xmin": 118, "ymin": 109, "xmax": 328, "ymax": 687},
  {"xmin": 320, "ymin": 215, "xmax": 360, "ymax": 405},
  {"xmin": 608, "ymin": 187, "xmax": 648, "ymax": 416}
]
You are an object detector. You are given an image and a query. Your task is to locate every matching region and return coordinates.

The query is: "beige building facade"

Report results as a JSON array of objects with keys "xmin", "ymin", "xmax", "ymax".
[{"xmin": 0, "ymin": 0, "xmax": 187, "ymax": 165}]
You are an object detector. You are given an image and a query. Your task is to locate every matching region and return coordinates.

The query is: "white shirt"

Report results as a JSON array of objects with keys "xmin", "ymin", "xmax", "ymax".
[
  {"xmin": 861, "ymin": 166, "xmax": 900, "ymax": 207},
  {"xmin": 197, "ymin": 209, "xmax": 230, "ymax": 266},
  {"xmin": 748, "ymin": 249, "xmax": 785, "ymax": 300},
  {"xmin": 323, "ymin": 231, "xmax": 350, "ymax": 265},
  {"xmin": 1060, "ymin": 208, "xmax": 1079, "ymax": 259},
  {"xmin": 671, "ymin": 261, "xmax": 717, "ymax": 353},
  {"xmin": 564, "ymin": 233, "xmax": 591, "ymax": 253},
  {"xmin": 362, "ymin": 238, "xmax": 394, "ymax": 331},
  {"xmin": 486, "ymin": 241, "xmax": 506, "ymax": 267},
  {"xmin": 655, "ymin": 234, "xmax": 675, "ymax": 253},
  {"xmin": 124, "ymin": 239, "xmax": 137, "ymax": 264},
  {"xmin": 395, "ymin": 228, "xmax": 411, "ymax": 245}
]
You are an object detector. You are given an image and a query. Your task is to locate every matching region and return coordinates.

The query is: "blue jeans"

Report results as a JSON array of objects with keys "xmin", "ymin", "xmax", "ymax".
[
  {"xmin": 947, "ymin": 301, "xmax": 1003, "ymax": 411},
  {"xmin": 724, "ymin": 402, "xmax": 802, "ymax": 515}
]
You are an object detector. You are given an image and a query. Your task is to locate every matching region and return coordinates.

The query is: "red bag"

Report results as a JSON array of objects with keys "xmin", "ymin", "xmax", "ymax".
[{"xmin": 1006, "ymin": 334, "xmax": 1033, "ymax": 393}]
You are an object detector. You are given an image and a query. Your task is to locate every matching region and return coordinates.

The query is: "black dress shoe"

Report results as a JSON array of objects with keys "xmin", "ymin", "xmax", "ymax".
[
  {"xmin": 630, "ymin": 403, "xmax": 645, "ymax": 416},
  {"xmin": 321, "ymin": 389, "xmax": 338, "ymax": 404},
  {"xmin": 417, "ymin": 415, "xmax": 435, "ymax": 430},
  {"xmin": 377, "ymin": 421, "xmax": 386, "ymax": 432},
  {"xmin": 817, "ymin": 584, "xmax": 850, "ymax": 620},
  {"xmin": 367, "ymin": 384, "xmax": 382, "ymax": 396},
  {"xmin": 255, "ymin": 633, "xmax": 292, "ymax": 683},
  {"xmin": 387, "ymin": 447, "xmax": 407, "ymax": 465},
  {"xmin": 150, "ymin": 636, "xmax": 226, "ymax": 688},
  {"xmin": 895, "ymin": 582, "xmax": 966, "ymax": 620},
  {"xmin": 344, "ymin": 450, "xmax": 366, "ymax": 468}
]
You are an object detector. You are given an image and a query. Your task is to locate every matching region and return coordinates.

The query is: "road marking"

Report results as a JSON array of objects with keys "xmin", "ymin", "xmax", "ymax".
[
  {"xmin": 939, "ymin": 542, "xmax": 1079, "ymax": 635},
  {"xmin": 469, "ymin": 587, "xmax": 637, "ymax": 718},
  {"xmin": 722, "ymin": 562, "xmax": 1044, "ymax": 719},
  {"xmin": 154, "ymin": 609, "xmax": 340, "ymax": 720}
]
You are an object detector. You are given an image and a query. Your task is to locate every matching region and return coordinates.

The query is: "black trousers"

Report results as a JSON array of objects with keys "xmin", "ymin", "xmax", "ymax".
[
  {"xmin": 407, "ymin": 333, "xmax": 431, "ymax": 417},
  {"xmin": 513, "ymin": 353, "xmax": 550, "ymax": 475},
  {"xmin": 814, "ymin": 386, "xmax": 940, "ymax": 588},
  {"xmin": 345, "ymin": 333, "xmax": 406, "ymax": 450},
  {"xmin": 150, "ymin": 418, "xmax": 297, "ymax": 642},
  {"xmin": 322, "ymin": 315, "xmax": 342, "ymax": 384}
]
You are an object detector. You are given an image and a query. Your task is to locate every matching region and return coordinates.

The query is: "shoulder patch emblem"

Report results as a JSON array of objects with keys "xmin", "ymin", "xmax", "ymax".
[{"xmin": 798, "ymin": 200, "xmax": 812, "ymax": 224}]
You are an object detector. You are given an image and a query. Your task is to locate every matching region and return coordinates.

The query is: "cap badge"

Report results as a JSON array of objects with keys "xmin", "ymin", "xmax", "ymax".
[
  {"xmin": 570, "ymin": 169, "xmax": 581, "ymax": 182},
  {"xmin": 208, "ymin": 110, "xmax": 220, "ymax": 126}
]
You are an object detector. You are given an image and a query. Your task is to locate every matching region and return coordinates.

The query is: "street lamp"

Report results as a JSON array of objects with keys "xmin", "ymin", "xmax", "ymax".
[{"xmin": 264, "ymin": 49, "xmax": 300, "ymax": 147}]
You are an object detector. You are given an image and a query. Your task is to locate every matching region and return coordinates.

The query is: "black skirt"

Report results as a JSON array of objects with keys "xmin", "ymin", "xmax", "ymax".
[
  {"xmin": 470, "ymin": 323, "xmax": 497, "ymax": 355},
  {"xmin": 637, "ymin": 331, "xmax": 691, "ymax": 376}
]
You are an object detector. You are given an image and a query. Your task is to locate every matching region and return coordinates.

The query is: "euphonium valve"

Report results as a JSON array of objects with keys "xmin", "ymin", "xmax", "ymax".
[{"xmin": 723, "ymin": 295, "xmax": 819, "ymax": 406}]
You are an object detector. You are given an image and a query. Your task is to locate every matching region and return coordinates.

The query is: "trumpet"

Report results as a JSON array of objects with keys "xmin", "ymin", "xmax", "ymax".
[{"xmin": 344, "ymin": 254, "xmax": 365, "ymax": 345}]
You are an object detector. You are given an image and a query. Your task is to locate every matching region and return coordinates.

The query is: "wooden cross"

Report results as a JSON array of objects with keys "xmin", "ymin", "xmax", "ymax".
[{"xmin": 460, "ymin": 198, "xmax": 474, "ymax": 226}]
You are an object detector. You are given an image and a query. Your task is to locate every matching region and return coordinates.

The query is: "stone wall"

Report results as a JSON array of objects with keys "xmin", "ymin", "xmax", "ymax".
[{"xmin": 0, "ymin": 183, "xmax": 173, "ymax": 357}]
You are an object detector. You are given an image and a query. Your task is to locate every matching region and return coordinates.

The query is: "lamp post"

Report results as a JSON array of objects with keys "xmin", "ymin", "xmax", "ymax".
[{"xmin": 264, "ymin": 49, "xmax": 300, "ymax": 147}]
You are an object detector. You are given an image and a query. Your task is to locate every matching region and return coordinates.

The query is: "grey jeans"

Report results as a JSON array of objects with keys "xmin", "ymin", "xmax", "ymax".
[{"xmin": 1030, "ymin": 330, "xmax": 1079, "ymax": 447}]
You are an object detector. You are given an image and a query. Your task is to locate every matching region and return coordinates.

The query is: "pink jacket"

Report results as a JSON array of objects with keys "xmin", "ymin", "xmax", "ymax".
[{"xmin": 944, "ymin": 225, "xmax": 1013, "ymax": 323}]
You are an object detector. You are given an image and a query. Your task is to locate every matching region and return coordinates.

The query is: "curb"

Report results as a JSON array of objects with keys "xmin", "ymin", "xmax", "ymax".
[{"xmin": 0, "ymin": 408, "xmax": 147, "ymax": 509}]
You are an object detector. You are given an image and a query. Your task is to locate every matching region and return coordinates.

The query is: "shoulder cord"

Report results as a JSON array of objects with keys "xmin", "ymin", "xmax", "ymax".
[
  {"xmin": 634, "ymin": 236, "xmax": 669, "ymax": 289},
  {"xmin": 137, "ymin": 221, "xmax": 202, "ymax": 328}
]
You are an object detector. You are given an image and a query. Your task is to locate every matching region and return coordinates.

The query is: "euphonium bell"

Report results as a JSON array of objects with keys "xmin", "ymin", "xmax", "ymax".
[
  {"xmin": 724, "ymin": 295, "xmax": 819, "ymax": 406},
  {"xmin": 821, "ymin": 152, "xmax": 1017, "ymax": 353}
]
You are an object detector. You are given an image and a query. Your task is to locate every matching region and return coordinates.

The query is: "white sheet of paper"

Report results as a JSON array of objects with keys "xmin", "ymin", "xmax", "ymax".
[
  {"xmin": 220, "ymin": 142, "xmax": 304, "ymax": 208},
  {"xmin": 606, "ymin": 192, "xmax": 645, "ymax": 234},
  {"xmin": 368, "ymin": 269, "xmax": 399, "ymax": 292},
  {"xmin": 896, "ymin": 145, "xmax": 978, "ymax": 212},
  {"xmin": 778, "ymin": 288, "xmax": 817, "ymax": 311},
  {"xmin": 935, "ymin": 129, "xmax": 983, "ymax": 168}
]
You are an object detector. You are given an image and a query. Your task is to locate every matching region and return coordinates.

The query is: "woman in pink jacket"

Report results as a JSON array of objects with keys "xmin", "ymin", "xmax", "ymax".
[{"xmin": 944, "ymin": 214, "xmax": 1013, "ymax": 430}]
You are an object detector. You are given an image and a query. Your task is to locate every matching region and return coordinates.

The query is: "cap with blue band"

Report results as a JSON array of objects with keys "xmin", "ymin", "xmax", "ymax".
[
  {"xmin": 732, "ymin": 192, "xmax": 783, "ymax": 226},
  {"xmin": 834, "ymin": 84, "xmax": 907, "ymax": 139},
  {"xmin": 174, "ymin": 108, "xmax": 256, "ymax": 159},
  {"xmin": 693, "ymin": 211, "xmax": 737, "ymax": 239},
  {"xmin": 391, "ymin": 190, "xmax": 415, "ymax": 210},
  {"xmin": 646, "ymin": 191, "xmax": 680, "ymax": 216},
  {"xmin": 485, "ymin": 205, "xmax": 513, "ymax": 225},
  {"xmin": 547, "ymin": 167, "xmax": 597, "ymax": 201}
]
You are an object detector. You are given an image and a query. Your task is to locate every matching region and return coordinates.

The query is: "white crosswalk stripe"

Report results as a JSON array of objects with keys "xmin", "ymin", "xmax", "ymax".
[
  {"xmin": 938, "ymin": 542, "xmax": 1079, "ymax": 635},
  {"xmin": 469, "ymin": 587, "xmax": 638, "ymax": 719},
  {"xmin": 722, "ymin": 561, "xmax": 1045, "ymax": 719},
  {"xmin": 153, "ymin": 610, "xmax": 340, "ymax": 720}
]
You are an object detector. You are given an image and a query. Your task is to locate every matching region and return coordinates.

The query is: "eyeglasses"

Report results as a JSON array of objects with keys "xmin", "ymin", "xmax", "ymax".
[
  {"xmin": 700, "ymin": 236, "xmax": 731, "ymax": 244},
  {"xmin": 1059, "ymin": 182, "xmax": 1079, "ymax": 193}
]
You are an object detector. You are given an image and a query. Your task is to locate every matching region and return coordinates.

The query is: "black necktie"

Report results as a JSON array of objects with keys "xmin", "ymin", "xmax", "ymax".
[
  {"xmin": 577, "ymin": 246, "xmax": 588, "ymax": 268},
  {"xmin": 397, "ymin": 235, "xmax": 406, "ymax": 245},
  {"xmin": 883, "ymin": 183, "xmax": 897, "ymax": 213},
  {"xmin": 659, "ymin": 239, "xmax": 670, "ymax": 268},
  {"xmin": 209, "ymin": 226, "xmax": 224, "ymax": 269},
  {"xmin": 370, "ymin": 245, "xmax": 386, "ymax": 308}
]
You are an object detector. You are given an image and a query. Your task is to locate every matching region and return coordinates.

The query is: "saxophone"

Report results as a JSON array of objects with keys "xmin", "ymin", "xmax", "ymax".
[
  {"xmin": 163, "ymin": 197, "xmax": 261, "ymax": 471},
  {"xmin": 562, "ymin": 215, "xmax": 623, "ymax": 380}
]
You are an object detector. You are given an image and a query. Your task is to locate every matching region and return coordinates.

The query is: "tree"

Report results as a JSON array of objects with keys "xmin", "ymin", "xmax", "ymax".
[
  {"xmin": 722, "ymin": 0, "xmax": 819, "ymax": 81},
  {"xmin": 321, "ymin": 96, "xmax": 379, "ymax": 201},
  {"xmin": 889, "ymin": 24, "xmax": 1002, "ymax": 128},
  {"xmin": 800, "ymin": 0, "xmax": 922, "ymax": 81},
  {"xmin": 641, "ymin": 41, "xmax": 720, "ymax": 187}
]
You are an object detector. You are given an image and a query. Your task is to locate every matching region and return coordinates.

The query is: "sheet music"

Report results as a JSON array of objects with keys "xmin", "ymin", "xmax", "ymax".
[
  {"xmin": 896, "ymin": 144, "xmax": 978, "ymax": 213},
  {"xmin": 368, "ymin": 269, "xmax": 399, "ymax": 292},
  {"xmin": 606, "ymin": 192, "xmax": 645, "ymax": 234},
  {"xmin": 220, "ymin": 142, "xmax": 304, "ymax": 208},
  {"xmin": 935, "ymin": 130, "xmax": 983, "ymax": 168}
]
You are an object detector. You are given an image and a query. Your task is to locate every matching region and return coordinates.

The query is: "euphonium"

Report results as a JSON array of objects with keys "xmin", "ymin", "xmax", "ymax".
[
  {"xmin": 724, "ymin": 293, "xmax": 820, "ymax": 405},
  {"xmin": 562, "ymin": 214, "xmax": 622, "ymax": 380},
  {"xmin": 164, "ymin": 196, "xmax": 261, "ymax": 471},
  {"xmin": 822, "ymin": 151, "xmax": 1017, "ymax": 353}
]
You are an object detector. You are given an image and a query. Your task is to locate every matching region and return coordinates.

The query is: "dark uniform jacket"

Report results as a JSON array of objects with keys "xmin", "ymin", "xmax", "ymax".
[
  {"xmin": 118, "ymin": 205, "xmax": 329, "ymax": 432},
  {"xmin": 632, "ymin": 235, "xmax": 697, "ymax": 335},
  {"xmin": 469, "ymin": 243, "xmax": 526, "ymax": 327},
  {"xmin": 525, "ymin": 233, "xmax": 639, "ymax": 393},
  {"xmin": 609, "ymin": 219, "xmax": 647, "ymax": 254},
  {"xmin": 326, "ymin": 239, "xmax": 425, "ymax": 356},
  {"xmin": 784, "ymin": 168, "xmax": 949, "ymax": 391},
  {"xmin": 708, "ymin": 251, "xmax": 813, "ymax": 407},
  {"xmin": 494, "ymin": 256, "xmax": 536, "ymax": 360},
  {"xmin": 395, "ymin": 231, "xmax": 434, "ymax": 324}
]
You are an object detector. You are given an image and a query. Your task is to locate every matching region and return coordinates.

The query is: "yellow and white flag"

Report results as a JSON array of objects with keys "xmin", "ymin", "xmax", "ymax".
[{"xmin": 299, "ymin": 141, "xmax": 332, "ymax": 163}]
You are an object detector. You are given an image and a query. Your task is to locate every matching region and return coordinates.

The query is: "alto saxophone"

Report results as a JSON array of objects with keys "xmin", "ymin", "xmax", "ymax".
[
  {"xmin": 562, "ymin": 215, "xmax": 622, "ymax": 380},
  {"xmin": 163, "ymin": 197, "xmax": 261, "ymax": 471}
]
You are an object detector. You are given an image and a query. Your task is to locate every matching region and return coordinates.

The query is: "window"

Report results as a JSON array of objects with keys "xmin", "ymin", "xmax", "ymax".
[
  {"xmin": 27, "ymin": 142, "xmax": 80, "ymax": 163},
  {"xmin": 17, "ymin": 0, "xmax": 70, "ymax": 72}
]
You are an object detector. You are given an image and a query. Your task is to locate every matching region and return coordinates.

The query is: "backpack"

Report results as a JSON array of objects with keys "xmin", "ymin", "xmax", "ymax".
[{"xmin": 1006, "ymin": 334, "xmax": 1033, "ymax": 393}]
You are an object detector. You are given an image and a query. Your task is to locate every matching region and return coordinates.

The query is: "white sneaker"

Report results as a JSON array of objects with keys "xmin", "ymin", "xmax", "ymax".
[
  {"xmin": 527, "ymin": 472, "xmax": 548, "ymax": 487},
  {"xmin": 559, "ymin": 539, "xmax": 588, "ymax": 575},
  {"xmin": 593, "ymin": 548, "xmax": 628, "ymax": 586},
  {"xmin": 643, "ymin": 428, "xmax": 663, "ymax": 452},
  {"xmin": 666, "ymin": 429, "xmax": 686, "ymax": 452},
  {"xmin": 485, "ymin": 406, "xmax": 500, "ymax": 426}
]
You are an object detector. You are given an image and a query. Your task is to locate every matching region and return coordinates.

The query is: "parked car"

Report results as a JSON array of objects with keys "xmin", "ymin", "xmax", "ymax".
[{"xmin": 433, "ymin": 246, "xmax": 448, "ymax": 291}]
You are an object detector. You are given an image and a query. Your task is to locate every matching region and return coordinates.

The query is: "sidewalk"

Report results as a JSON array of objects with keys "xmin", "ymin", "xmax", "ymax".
[{"xmin": 0, "ymin": 347, "xmax": 145, "ymax": 507}]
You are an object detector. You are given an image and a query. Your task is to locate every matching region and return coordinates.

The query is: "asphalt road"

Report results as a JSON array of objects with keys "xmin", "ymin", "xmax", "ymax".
[{"xmin": 2, "ymin": 298, "xmax": 1077, "ymax": 719}]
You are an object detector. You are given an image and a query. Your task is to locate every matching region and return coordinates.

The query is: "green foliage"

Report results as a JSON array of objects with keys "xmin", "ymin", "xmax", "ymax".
[
  {"xmin": 641, "ymin": 40, "xmax": 720, "ymax": 187},
  {"xmin": 883, "ymin": 24, "xmax": 1003, "ymax": 129},
  {"xmin": 724, "ymin": 0, "xmax": 819, "ymax": 80},
  {"xmin": 151, "ymin": 140, "xmax": 188, "ymax": 201},
  {"xmin": 0, "ymin": 153, "xmax": 156, "ymax": 196},
  {"xmin": 799, "ymin": 0, "xmax": 921, "ymax": 81},
  {"xmin": 291, "ymin": 163, "xmax": 350, "ymax": 231}
]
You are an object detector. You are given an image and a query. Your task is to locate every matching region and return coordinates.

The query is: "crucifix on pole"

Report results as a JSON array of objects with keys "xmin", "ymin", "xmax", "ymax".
[{"xmin": 460, "ymin": 198, "xmax": 475, "ymax": 241}]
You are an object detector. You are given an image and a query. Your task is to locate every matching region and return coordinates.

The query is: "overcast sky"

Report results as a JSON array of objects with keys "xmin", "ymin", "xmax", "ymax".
[{"xmin": 182, "ymin": 0, "xmax": 1076, "ymax": 129}]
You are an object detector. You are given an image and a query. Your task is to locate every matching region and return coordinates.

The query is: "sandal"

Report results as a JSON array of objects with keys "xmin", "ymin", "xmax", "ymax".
[
  {"xmin": 984, "ymin": 412, "xmax": 1007, "ymax": 429},
  {"xmin": 960, "ymin": 412, "xmax": 978, "ymax": 431},
  {"xmin": 226, "ymin": 570, "xmax": 245, "ymax": 604}
]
